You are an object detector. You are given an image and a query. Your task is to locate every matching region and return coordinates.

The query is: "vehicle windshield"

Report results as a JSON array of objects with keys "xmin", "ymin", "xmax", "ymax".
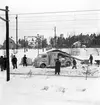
[
  {"xmin": 38, "ymin": 54, "xmax": 43, "ymax": 57},
  {"xmin": 38, "ymin": 54, "xmax": 47, "ymax": 58}
]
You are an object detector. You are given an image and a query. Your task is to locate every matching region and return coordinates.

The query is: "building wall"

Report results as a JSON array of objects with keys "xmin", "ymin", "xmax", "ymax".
[{"xmin": 3, "ymin": 38, "xmax": 16, "ymax": 49}]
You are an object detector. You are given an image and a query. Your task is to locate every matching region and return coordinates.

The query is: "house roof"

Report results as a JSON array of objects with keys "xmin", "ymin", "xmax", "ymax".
[
  {"xmin": 3, "ymin": 38, "xmax": 16, "ymax": 49},
  {"xmin": 47, "ymin": 49, "xmax": 71, "ymax": 56}
]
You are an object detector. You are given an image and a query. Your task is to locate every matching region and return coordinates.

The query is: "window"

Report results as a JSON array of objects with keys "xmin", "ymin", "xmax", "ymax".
[{"xmin": 42, "ymin": 55, "xmax": 47, "ymax": 58}]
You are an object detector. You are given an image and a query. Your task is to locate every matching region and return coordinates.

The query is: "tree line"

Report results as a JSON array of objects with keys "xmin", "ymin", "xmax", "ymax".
[
  {"xmin": 17, "ymin": 33, "xmax": 100, "ymax": 49},
  {"xmin": 1, "ymin": 32, "xmax": 100, "ymax": 49}
]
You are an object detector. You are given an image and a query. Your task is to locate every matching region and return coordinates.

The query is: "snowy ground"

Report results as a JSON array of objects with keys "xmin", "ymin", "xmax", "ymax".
[
  {"xmin": 0, "ymin": 48, "xmax": 100, "ymax": 105},
  {"xmin": 0, "ymin": 69, "xmax": 100, "ymax": 105}
]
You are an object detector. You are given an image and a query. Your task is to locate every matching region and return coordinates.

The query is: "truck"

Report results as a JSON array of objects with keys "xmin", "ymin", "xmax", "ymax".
[{"xmin": 33, "ymin": 49, "xmax": 73, "ymax": 68}]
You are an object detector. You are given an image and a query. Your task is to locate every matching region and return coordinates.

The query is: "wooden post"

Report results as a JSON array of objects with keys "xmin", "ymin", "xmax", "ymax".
[
  {"xmin": 16, "ymin": 15, "xmax": 18, "ymax": 50},
  {"xmin": 24, "ymin": 36, "xmax": 25, "ymax": 52},
  {"xmin": 5, "ymin": 6, "xmax": 10, "ymax": 81},
  {"xmin": 0, "ymin": 6, "xmax": 10, "ymax": 81},
  {"xmin": 85, "ymin": 65, "xmax": 89, "ymax": 80},
  {"xmin": 54, "ymin": 26, "xmax": 57, "ymax": 49},
  {"xmin": 37, "ymin": 34, "xmax": 39, "ymax": 56}
]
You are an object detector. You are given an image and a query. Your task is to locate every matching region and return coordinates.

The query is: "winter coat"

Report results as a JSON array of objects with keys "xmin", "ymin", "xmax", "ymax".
[
  {"xmin": 55, "ymin": 60, "xmax": 61, "ymax": 72},
  {"xmin": 73, "ymin": 59, "xmax": 77, "ymax": 65},
  {"xmin": 12, "ymin": 57, "xmax": 17, "ymax": 64},
  {"xmin": 23, "ymin": 56, "xmax": 27, "ymax": 64},
  {"xmin": 0, "ymin": 57, "xmax": 4, "ymax": 66},
  {"xmin": 89, "ymin": 55, "xmax": 93, "ymax": 61}
]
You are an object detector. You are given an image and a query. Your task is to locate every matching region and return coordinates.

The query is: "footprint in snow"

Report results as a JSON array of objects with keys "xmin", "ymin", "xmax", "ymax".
[
  {"xmin": 56, "ymin": 87, "xmax": 66, "ymax": 93},
  {"xmin": 76, "ymin": 88, "xmax": 86, "ymax": 92},
  {"xmin": 41, "ymin": 86, "xmax": 49, "ymax": 91}
]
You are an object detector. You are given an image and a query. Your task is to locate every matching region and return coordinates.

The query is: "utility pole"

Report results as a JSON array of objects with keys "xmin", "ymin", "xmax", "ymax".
[
  {"xmin": 0, "ymin": 6, "xmax": 10, "ymax": 81},
  {"xmin": 24, "ymin": 36, "xmax": 26, "ymax": 52},
  {"xmin": 54, "ymin": 26, "xmax": 57, "ymax": 49},
  {"xmin": 5, "ymin": 6, "xmax": 10, "ymax": 81},
  {"xmin": 42, "ymin": 35, "xmax": 44, "ymax": 52},
  {"xmin": 16, "ymin": 15, "xmax": 18, "ymax": 50},
  {"xmin": 37, "ymin": 34, "xmax": 39, "ymax": 56}
]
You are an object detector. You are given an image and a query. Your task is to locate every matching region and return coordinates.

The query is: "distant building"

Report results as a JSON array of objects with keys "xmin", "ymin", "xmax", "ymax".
[
  {"xmin": 28, "ymin": 41, "xmax": 35, "ymax": 48},
  {"xmin": 72, "ymin": 41, "xmax": 81, "ymax": 48},
  {"xmin": 3, "ymin": 38, "xmax": 16, "ymax": 49},
  {"xmin": 72, "ymin": 41, "xmax": 86, "ymax": 48},
  {"xmin": 46, "ymin": 45, "xmax": 52, "ymax": 51},
  {"xmin": 0, "ymin": 44, "xmax": 3, "ymax": 49}
]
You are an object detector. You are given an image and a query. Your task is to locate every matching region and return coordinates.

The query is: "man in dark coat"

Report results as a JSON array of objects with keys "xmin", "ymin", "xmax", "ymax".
[
  {"xmin": 55, "ymin": 58, "xmax": 61, "ymax": 75},
  {"xmin": 22, "ymin": 54, "xmax": 27, "ymax": 66},
  {"xmin": 0, "ymin": 56, "xmax": 4, "ymax": 71},
  {"xmin": 11, "ymin": 55, "xmax": 17, "ymax": 69},
  {"xmin": 89, "ymin": 54, "xmax": 93, "ymax": 65},
  {"xmin": 72, "ymin": 58, "xmax": 77, "ymax": 69},
  {"xmin": 3, "ymin": 56, "xmax": 7, "ymax": 70}
]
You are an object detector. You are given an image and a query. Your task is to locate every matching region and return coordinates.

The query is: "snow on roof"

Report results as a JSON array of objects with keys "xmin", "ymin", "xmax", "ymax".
[{"xmin": 47, "ymin": 49, "xmax": 70, "ymax": 55}]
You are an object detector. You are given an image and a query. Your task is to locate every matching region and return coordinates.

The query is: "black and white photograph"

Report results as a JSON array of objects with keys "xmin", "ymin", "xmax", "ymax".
[{"xmin": 0, "ymin": 0, "xmax": 100, "ymax": 105}]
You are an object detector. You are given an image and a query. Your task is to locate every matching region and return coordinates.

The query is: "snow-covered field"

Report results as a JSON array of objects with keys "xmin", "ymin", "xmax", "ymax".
[{"xmin": 0, "ymin": 48, "xmax": 100, "ymax": 105}]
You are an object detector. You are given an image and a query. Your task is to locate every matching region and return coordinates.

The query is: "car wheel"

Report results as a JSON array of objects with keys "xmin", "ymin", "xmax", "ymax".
[
  {"xmin": 66, "ymin": 61, "xmax": 71, "ymax": 66},
  {"xmin": 40, "ymin": 64, "xmax": 46, "ymax": 68}
]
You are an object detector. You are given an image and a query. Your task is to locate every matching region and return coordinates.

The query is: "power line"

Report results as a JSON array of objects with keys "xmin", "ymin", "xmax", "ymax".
[
  {"xmin": 8, "ymin": 18, "xmax": 100, "ymax": 24},
  {"xmin": 8, "ymin": 9, "xmax": 100, "ymax": 15},
  {"xmin": 9, "ymin": 12, "xmax": 100, "ymax": 18},
  {"xmin": 1, "ymin": 10, "xmax": 100, "ymax": 23},
  {"xmin": 1, "ymin": 9, "xmax": 100, "ymax": 16},
  {"xmin": 10, "ymin": 26, "xmax": 98, "ymax": 31}
]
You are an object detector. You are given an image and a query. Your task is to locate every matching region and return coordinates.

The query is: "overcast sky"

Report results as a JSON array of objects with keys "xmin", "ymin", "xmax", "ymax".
[
  {"xmin": 0, "ymin": 0, "xmax": 100, "ymax": 44},
  {"xmin": 5, "ymin": 0, "xmax": 100, "ymax": 13}
]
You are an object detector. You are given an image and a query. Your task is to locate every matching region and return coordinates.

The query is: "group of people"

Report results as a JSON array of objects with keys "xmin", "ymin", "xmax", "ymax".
[
  {"xmin": 0, "ymin": 54, "xmax": 28, "ymax": 71},
  {"xmin": 0, "ymin": 53, "xmax": 94, "ymax": 74},
  {"xmin": 54, "ymin": 54, "xmax": 94, "ymax": 75},
  {"xmin": 55, "ymin": 57, "xmax": 77, "ymax": 75},
  {"xmin": 11, "ymin": 54, "xmax": 28, "ymax": 69}
]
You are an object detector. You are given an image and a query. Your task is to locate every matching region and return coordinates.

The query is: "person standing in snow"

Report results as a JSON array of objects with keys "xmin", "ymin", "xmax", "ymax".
[
  {"xmin": 0, "ymin": 56, "xmax": 4, "ymax": 71},
  {"xmin": 3, "ymin": 55, "xmax": 7, "ymax": 70},
  {"xmin": 72, "ymin": 58, "xmax": 77, "ymax": 69},
  {"xmin": 11, "ymin": 55, "xmax": 17, "ymax": 69},
  {"xmin": 22, "ymin": 54, "xmax": 27, "ymax": 66},
  {"xmin": 89, "ymin": 54, "xmax": 93, "ymax": 65},
  {"xmin": 55, "ymin": 58, "xmax": 61, "ymax": 75}
]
